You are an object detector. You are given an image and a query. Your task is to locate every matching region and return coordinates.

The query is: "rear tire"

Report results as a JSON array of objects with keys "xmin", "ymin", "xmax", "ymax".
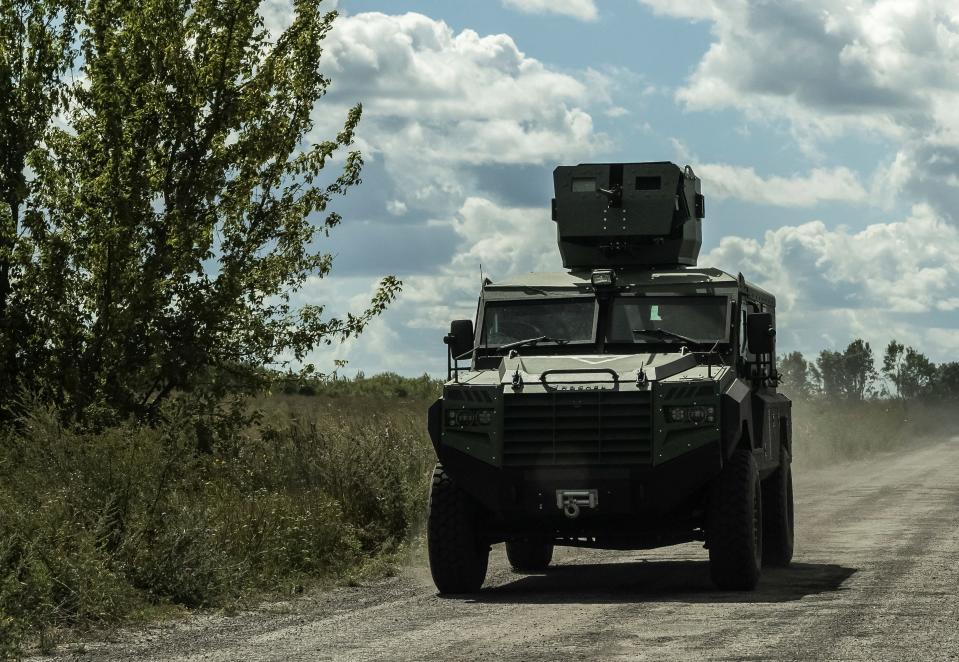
[
  {"xmin": 708, "ymin": 449, "xmax": 763, "ymax": 590},
  {"xmin": 762, "ymin": 450, "xmax": 794, "ymax": 567},
  {"xmin": 427, "ymin": 464, "xmax": 489, "ymax": 594},
  {"xmin": 506, "ymin": 540, "xmax": 554, "ymax": 572}
]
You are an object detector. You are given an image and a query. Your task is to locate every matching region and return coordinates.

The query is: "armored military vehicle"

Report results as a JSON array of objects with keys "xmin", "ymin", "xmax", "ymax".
[{"xmin": 426, "ymin": 162, "xmax": 793, "ymax": 592}]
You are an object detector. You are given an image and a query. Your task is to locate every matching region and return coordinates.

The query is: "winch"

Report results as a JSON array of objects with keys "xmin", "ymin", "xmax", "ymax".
[{"xmin": 555, "ymin": 489, "xmax": 599, "ymax": 519}]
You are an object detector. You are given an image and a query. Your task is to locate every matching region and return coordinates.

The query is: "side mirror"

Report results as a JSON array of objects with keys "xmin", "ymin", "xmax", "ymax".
[
  {"xmin": 444, "ymin": 320, "xmax": 475, "ymax": 360},
  {"xmin": 746, "ymin": 312, "xmax": 776, "ymax": 355}
]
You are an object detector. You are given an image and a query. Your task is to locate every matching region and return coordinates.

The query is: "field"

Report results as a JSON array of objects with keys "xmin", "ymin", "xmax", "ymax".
[
  {"xmin": 0, "ymin": 375, "xmax": 954, "ymax": 657},
  {"xmin": 789, "ymin": 397, "xmax": 955, "ymax": 468},
  {"xmin": 0, "ymin": 377, "xmax": 439, "ymax": 657}
]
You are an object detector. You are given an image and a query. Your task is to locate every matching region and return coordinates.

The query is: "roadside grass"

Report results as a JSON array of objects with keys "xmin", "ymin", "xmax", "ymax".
[
  {"xmin": 1, "ymin": 375, "xmax": 954, "ymax": 658},
  {"xmin": 0, "ymin": 388, "xmax": 436, "ymax": 657},
  {"xmin": 791, "ymin": 398, "xmax": 958, "ymax": 469}
]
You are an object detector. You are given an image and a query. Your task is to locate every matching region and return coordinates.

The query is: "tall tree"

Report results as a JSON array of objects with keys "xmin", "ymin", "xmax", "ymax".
[
  {"xmin": 5, "ymin": 0, "xmax": 400, "ymax": 420},
  {"xmin": 817, "ymin": 339, "xmax": 875, "ymax": 401},
  {"xmin": 882, "ymin": 340, "xmax": 937, "ymax": 399},
  {"xmin": 898, "ymin": 348, "xmax": 937, "ymax": 399},
  {"xmin": 881, "ymin": 340, "xmax": 906, "ymax": 398},
  {"xmin": 934, "ymin": 362, "xmax": 959, "ymax": 399},
  {"xmin": 843, "ymin": 339, "xmax": 876, "ymax": 400},
  {"xmin": 778, "ymin": 351, "xmax": 817, "ymax": 400},
  {"xmin": 816, "ymin": 349, "xmax": 845, "ymax": 400},
  {"xmin": 0, "ymin": 0, "xmax": 78, "ymax": 401}
]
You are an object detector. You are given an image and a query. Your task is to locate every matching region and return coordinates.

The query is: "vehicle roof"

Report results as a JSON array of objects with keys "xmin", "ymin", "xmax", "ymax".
[{"xmin": 484, "ymin": 266, "xmax": 775, "ymax": 305}]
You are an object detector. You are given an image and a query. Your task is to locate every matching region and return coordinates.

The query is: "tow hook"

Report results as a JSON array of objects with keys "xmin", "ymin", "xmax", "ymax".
[{"xmin": 556, "ymin": 489, "xmax": 598, "ymax": 519}]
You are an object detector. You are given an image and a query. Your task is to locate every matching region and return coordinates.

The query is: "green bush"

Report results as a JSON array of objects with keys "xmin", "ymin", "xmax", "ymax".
[
  {"xmin": 272, "ymin": 371, "xmax": 442, "ymax": 401},
  {"xmin": 0, "ymin": 392, "xmax": 435, "ymax": 654}
]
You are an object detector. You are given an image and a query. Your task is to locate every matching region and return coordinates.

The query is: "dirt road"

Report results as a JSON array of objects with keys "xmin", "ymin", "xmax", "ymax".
[{"xmin": 40, "ymin": 437, "xmax": 959, "ymax": 661}]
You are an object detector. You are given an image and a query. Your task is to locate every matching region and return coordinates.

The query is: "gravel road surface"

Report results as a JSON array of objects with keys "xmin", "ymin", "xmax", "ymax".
[{"xmin": 36, "ymin": 437, "xmax": 959, "ymax": 661}]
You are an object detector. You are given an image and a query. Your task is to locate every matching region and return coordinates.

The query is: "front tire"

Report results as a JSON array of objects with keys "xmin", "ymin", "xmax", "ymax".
[
  {"xmin": 427, "ymin": 464, "xmax": 489, "ymax": 594},
  {"xmin": 707, "ymin": 449, "xmax": 763, "ymax": 590},
  {"xmin": 506, "ymin": 540, "xmax": 554, "ymax": 572},
  {"xmin": 762, "ymin": 450, "xmax": 794, "ymax": 566}
]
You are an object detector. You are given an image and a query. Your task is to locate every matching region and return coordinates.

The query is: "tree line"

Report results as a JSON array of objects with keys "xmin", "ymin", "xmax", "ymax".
[
  {"xmin": 779, "ymin": 339, "xmax": 959, "ymax": 401},
  {"xmin": 1, "ymin": 0, "xmax": 398, "ymax": 426}
]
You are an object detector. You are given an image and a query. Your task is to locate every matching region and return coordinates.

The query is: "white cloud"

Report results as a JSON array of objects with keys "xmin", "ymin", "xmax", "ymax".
[
  {"xmin": 386, "ymin": 200, "xmax": 408, "ymax": 216},
  {"xmin": 323, "ymin": 13, "xmax": 603, "ymax": 142},
  {"xmin": 449, "ymin": 197, "xmax": 561, "ymax": 277},
  {"xmin": 288, "ymin": 11, "xmax": 622, "ymax": 375},
  {"xmin": 302, "ymin": 195, "xmax": 563, "ymax": 374},
  {"xmin": 501, "ymin": 0, "xmax": 598, "ymax": 21},
  {"xmin": 640, "ymin": 0, "xmax": 959, "ymax": 219},
  {"xmin": 704, "ymin": 204, "xmax": 959, "ymax": 360},
  {"xmin": 653, "ymin": 1, "xmax": 955, "ymax": 129},
  {"xmin": 382, "ymin": 196, "xmax": 562, "ymax": 333},
  {"xmin": 638, "ymin": 0, "xmax": 716, "ymax": 21},
  {"xmin": 672, "ymin": 139, "xmax": 868, "ymax": 207},
  {"xmin": 695, "ymin": 163, "xmax": 867, "ymax": 207},
  {"xmin": 261, "ymin": 0, "xmax": 338, "ymax": 39},
  {"xmin": 321, "ymin": 12, "xmax": 611, "ymax": 212}
]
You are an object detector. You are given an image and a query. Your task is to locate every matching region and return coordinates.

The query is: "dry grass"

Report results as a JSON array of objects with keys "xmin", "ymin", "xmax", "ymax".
[
  {"xmin": 791, "ymin": 398, "xmax": 958, "ymax": 469},
  {"xmin": 0, "ymin": 391, "xmax": 436, "ymax": 656}
]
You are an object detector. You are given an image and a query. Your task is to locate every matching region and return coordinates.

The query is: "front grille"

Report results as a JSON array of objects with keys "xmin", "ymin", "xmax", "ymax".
[{"xmin": 502, "ymin": 391, "xmax": 653, "ymax": 466}]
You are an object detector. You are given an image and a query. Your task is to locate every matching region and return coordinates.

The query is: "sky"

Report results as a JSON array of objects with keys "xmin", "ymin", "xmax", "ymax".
[{"xmin": 280, "ymin": 0, "xmax": 959, "ymax": 377}]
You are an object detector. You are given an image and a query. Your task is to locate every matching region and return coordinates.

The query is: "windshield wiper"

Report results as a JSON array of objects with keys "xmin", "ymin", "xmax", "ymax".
[
  {"xmin": 496, "ymin": 335, "xmax": 569, "ymax": 353},
  {"xmin": 632, "ymin": 328, "xmax": 699, "ymax": 344}
]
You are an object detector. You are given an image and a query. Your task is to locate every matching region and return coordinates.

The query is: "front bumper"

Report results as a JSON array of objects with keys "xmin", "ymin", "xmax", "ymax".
[{"xmin": 437, "ymin": 440, "xmax": 722, "ymax": 540}]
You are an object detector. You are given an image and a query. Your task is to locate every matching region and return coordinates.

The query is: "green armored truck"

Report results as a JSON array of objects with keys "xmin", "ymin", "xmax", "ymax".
[{"xmin": 426, "ymin": 162, "xmax": 793, "ymax": 592}]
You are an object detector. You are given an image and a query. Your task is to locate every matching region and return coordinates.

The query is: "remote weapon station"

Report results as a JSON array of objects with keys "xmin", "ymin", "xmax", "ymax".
[{"xmin": 427, "ymin": 162, "xmax": 793, "ymax": 592}]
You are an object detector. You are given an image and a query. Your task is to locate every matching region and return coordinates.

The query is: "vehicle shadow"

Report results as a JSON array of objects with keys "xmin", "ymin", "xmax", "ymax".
[{"xmin": 451, "ymin": 561, "xmax": 856, "ymax": 605}]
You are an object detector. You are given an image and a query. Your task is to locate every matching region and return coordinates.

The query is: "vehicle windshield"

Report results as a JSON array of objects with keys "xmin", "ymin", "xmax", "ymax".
[
  {"xmin": 482, "ymin": 299, "xmax": 595, "ymax": 346},
  {"xmin": 606, "ymin": 296, "xmax": 728, "ymax": 344}
]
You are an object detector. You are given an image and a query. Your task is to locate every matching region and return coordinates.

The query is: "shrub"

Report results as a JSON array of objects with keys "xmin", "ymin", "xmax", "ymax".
[{"xmin": 0, "ymin": 391, "xmax": 435, "ymax": 654}]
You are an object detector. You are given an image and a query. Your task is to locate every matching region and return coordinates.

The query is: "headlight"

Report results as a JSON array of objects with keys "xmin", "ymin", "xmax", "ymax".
[
  {"xmin": 666, "ymin": 405, "xmax": 716, "ymax": 425},
  {"xmin": 446, "ymin": 408, "xmax": 495, "ymax": 428}
]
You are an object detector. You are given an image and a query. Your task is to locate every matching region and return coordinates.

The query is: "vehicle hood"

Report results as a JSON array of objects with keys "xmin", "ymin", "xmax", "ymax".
[{"xmin": 456, "ymin": 352, "xmax": 727, "ymax": 387}]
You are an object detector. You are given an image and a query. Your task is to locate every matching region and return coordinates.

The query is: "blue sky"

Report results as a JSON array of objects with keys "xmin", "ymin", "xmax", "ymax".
[{"xmin": 281, "ymin": 0, "xmax": 959, "ymax": 376}]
